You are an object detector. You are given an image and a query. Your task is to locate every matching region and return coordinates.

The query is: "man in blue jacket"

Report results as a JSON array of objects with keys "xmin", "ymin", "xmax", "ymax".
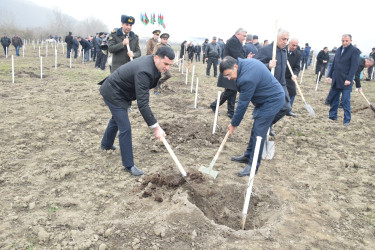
[
  {"xmin": 221, "ymin": 56, "xmax": 285, "ymax": 176},
  {"xmin": 99, "ymin": 46, "xmax": 175, "ymax": 176},
  {"xmin": 327, "ymin": 34, "xmax": 360, "ymax": 126},
  {"xmin": 301, "ymin": 43, "xmax": 311, "ymax": 69},
  {"xmin": 78, "ymin": 36, "xmax": 92, "ymax": 62}
]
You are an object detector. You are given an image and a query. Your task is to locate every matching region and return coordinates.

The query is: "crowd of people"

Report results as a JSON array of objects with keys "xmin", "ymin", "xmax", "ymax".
[{"xmin": 2, "ymin": 15, "xmax": 375, "ymax": 179}]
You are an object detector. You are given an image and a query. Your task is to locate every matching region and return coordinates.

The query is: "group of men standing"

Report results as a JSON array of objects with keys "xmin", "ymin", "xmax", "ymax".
[{"xmin": 1, "ymin": 33, "xmax": 23, "ymax": 56}]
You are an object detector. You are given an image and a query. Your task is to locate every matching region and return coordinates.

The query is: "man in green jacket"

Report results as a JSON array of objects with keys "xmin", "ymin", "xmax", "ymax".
[{"xmin": 108, "ymin": 15, "xmax": 141, "ymax": 73}]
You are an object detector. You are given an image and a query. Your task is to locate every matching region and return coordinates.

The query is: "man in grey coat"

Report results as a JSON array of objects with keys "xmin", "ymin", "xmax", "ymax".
[{"xmin": 205, "ymin": 36, "xmax": 221, "ymax": 77}]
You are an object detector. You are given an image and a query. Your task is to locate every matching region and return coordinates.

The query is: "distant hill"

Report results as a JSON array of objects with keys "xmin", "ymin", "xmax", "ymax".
[{"xmin": 0, "ymin": 0, "xmax": 78, "ymax": 28}]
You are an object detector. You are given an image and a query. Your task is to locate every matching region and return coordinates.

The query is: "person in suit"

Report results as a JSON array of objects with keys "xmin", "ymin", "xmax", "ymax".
[
  {"xmin": 253, "ymin": 29, "xmax": 290, "ymax": 136},
  {"xmin": 285, "ymin": 38, "xmax": 301, "ymax": 116},
  {"xmin": 315, "ymin": 47, "xmax": 329, "ymax": 82},
  {"xmin": 99, "ymin": 46, "xmax": 175, "ymax": 176},
  {"xmin": 210, "ymin": 28, "xmax": 247, "ymax": 118},
  {"xmin": 221, "ymin": 56, "xmax": 285, "ymax": 176},
  {"xmin": 327, "ymin": 34, "xmax": 360, "ymax": 126}
]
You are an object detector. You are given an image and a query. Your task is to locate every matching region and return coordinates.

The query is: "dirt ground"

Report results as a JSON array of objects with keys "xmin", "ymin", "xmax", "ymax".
[{"xmin": 1, "ymin": 44, "xmax": 375, "ymax": 249}]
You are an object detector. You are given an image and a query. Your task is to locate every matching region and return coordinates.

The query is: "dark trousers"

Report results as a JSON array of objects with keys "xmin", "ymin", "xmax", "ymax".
[
  {"xmin": 210, "ymin": 89, "xmax": 237, "ymax": 115},
  {"xmin": 206, "ymin": 57, "xmax": 218, "ymax": 77},
  {"xmin": 66, "ymin": 47, "xmax": 72, "ymax": 58},
  {"xmin": 93, "ymin": 48, "xmax": 97, "ymax": 61},
  {"xmin": 3, "ymin": 45, "xmax": 9, "ymax": 55},
  {"xmin": 95, "ymin": 50, "xmax": 107, "ymax": 70},
  {"xmin": 316, "ymin": 64, "xmax": 327, "ymax": 81},
  {"xmin": 329, "ymin": 85, "xmax": 352, "ymax": 123},
  {"xmin": 242, "ymin": 114, "xmax": 275, "ymax": 171},
  {"xmin": 302, "ymin": 58, "xmax": 308, "ymax": 69},
  {"xmin": 202, "ymin": 53, "xmax": 206, "ymax": 64},
  {"xmin": 368, "ymin": 66, "xmax": 374, "ymax": 80},
  {"xmin": 73, "ymin": 47, "xmax": 78, "ymax": 58},
  {"xmin": 101, "ymin": 99, "xmax": 134, "ymax": 168},
  {"xmin": 272, "ymin": 85, "xmax": 291, "ymax": 125},
  {"xmin": 195, "ymin": 53, "xmax": 200, "ymax": 62}
]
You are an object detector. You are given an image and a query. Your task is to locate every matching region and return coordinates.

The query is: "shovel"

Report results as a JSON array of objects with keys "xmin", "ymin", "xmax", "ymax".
[
  {"xmin": 359, "ymin": 91, "xmax": 375, "ymax": 115},
  {"xmin": 125, "ymin": 34, "xmax": 133, "ymax": 61},
  {"xmin": 161, "ymin": 137, "xmax": 187, "ymax": 177},
  {"xmin": 287, "ymin": 61, "xmax": 315, "ymax": 117},
  {"xmin": 199, "ymin": 131, "xmax": 230, "ymax": 179},
  {"xmin": 262, "ymin": 128, "xmax": 274, "ymax": 160}
]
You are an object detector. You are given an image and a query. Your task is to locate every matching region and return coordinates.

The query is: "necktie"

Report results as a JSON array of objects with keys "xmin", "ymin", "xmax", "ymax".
[{"xmin": 341, "ymin": 48, "xmax": 345, "ymax": 55}]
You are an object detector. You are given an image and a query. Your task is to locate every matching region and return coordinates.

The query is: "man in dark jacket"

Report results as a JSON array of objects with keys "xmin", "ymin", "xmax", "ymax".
[
  {"xmin": 65, "ymin": 32, "xmax": 73, "ymax": 58},
  {"xmin": 327, "ymin": 34, "xmax": 360, "ymax": 126},
  {"xmin": 1, "ymin": 33, "xmax": 11, "ymax": 56},
  {"xmin": 202, "ymin": 39, "xmax": 209, "ymax": 64},
  {"xmin": 254, "ymin": 29, "xmax": 290, "ymax": 136},
  {"xmin": 78, "ymin": 37, "xmax": 92, "ymax": 62},
  {"xmin": 252, "ymin": 35, "xmax": 262, "ymax": 50},
  {"xmin": 302, "ymin": 43, "xmax": 311, "ymax": 69},
  {"xmin": 11, "ymin": 34, "xmax": 23, "ymax": 56},
  {"xmin": 108, "ymin": 15, "xmax": 141, "ymax": 73},
  {"xmin": 243, "ymin": 34, "xmax": 258, "ymax": 57},
  {"xmin": 367, "ymin": 48, "xmax": 375, "ymax": 80},
  {"xmin": 315, "ymin": 47, "xmax": 329, "ymax": 82},
  {"xmin": 99, "ymin": 46, "xmax": 175, "ymax": 176},
  {"xmin": 205, "ymin": 36, "xmax": 221, "ymax": 77},
  {"xmin": 73, "ymin": 37, "xmax": 79, "ymax": 58},
  {"xmin": 221, "ymin": 56, "xmax": 285, "ymax": 176},
  {"xmin": 285, "ymin": 38, "xmax": 301, "ymax": 116},
  {"xmin": 210, "ymin": 28, "xmax": 247, "ymax": 118},
  {"xmin": 194, "ymin": 43, "xmax": 201, "ymax": 62},
  {"xmin": 95, "ymin": 32, "xmax": 106, "ymax": 70}
]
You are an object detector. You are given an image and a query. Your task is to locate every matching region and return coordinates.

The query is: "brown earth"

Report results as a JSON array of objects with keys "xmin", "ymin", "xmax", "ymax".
[{"xmin": 1, "ymin": 44, "xmax": 375, "ymax": 249}]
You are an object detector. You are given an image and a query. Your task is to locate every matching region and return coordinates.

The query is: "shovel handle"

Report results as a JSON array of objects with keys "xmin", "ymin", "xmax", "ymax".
[
  {"xmin": 161, "ymin": 137, "xmax": 187, "ymax": 177},
  {"xmin": 360, "ymin": 91, "xmax": 371, "ymax": 106},
  {"xmin": 270, "ymin": 20, "xmax": 278, "ymax": 76},
  {"xmin": 287, "ymin": 61, "xmax": 307, "ymax": 104},
  {"xmin": 208, "ymin": 131, "xmax": 230, "ymax": 171}
]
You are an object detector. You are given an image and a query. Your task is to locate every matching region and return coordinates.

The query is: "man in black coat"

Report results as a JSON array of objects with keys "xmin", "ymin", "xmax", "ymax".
[
  {"xmin": 327, "ymin": 34, "xmax": 360, "ymax": 126},
  {"xmin": 254, "ymin": 29, "xmax": 291, "ymax": 136},
  {"xmin": 285, "ymin": 38, "xmax": 301, "ymax": 116},
  {"xmin": 315, "ymin": 47, "xmax": 329, "ymax": 82},
  {"xmin": 94, "ymin": 32, "xmax": 106, "ymax": 70},
  {"xmin": 78, "ymin": 37, "xmax": 92, "ymax": 62},
  {"xmin": 99, "ymin": 46, "xmax": 175, "ymax": 176},
  {"xmin": 65, "ymin": 32, "xmax": 73, "ymax": 58},
  {"xmin": 210, "ymin": 28, "xmax": 247, "ymax": 118},
  {"xmin": 1, "ymin": 33, "xmax": 11, "ymax": 56}
]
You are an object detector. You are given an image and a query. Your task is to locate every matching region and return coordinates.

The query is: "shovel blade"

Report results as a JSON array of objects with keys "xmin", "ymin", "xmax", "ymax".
[
  {"xmin": 198, "ymin": 166, "xmax": 219, "ymax": 179},
  {"xmin": 262, "ymin": 141, "xmax": 275, "ymax": 160},
  {"xmin": 304, "ymin": 103, "xmax": 316, "ymax": 117}
]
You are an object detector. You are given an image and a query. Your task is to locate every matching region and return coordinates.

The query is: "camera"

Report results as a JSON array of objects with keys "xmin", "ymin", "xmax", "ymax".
[{"xmin": 100, "ymin": 33, "xmax": 110, "ymax": 50}]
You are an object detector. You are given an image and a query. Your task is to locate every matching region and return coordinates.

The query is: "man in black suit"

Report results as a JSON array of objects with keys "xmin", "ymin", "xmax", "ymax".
[
  {"xmin": 327, "ymin": 34, "xmax": 360, "ymax": 126},
  {"xmin": 210, "ymin": 28, "xmax": 247, "ymax": 118},
  {"xmin": 99, "ymin": 46, "xmax": 175, "ymax": 176},
  {"xmin": 285, "ymin": 38, "xmax": 301, "ymax": 117}
]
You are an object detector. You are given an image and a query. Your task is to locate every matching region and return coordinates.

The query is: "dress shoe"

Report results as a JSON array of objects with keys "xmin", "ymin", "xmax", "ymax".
[
  {"xmin": 231, "ymin": 154, "xmax": 250, "ymax": 164},
  {"xmin": 101, "ymin": 145, "xmax": 118, "ymax": 151},
  {"xmin": 125, "ymin": 165, "xmax": 145, "ymax": 176},
  {"xmin": 324, "ymin": 100, "xmax": 330, "ymax": 106},
  {"xmin": 269, "ymin": 127, "xmax": 275, "ymax": 137},
  {"xmin": 226, "ymin": 113, "xmax": 233, "ymax": 119},
  {"xmin": 286, "ymin": 111, "xmax": 297, "ymax": 117},
  {"xmin": 238, "ymin": 164, "xmax": 258, "ymax": 177}
]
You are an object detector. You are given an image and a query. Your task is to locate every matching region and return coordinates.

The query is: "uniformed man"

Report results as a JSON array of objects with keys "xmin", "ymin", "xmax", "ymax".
[
  {"xmin": 108, "ymin": 14, "xmax": 141, "ymax": 73},
  {"xmin": 146, "ymin": 30, "xmax": 160, "ymax": 55},
  {"xmin": 152, "ymin": 33, "xmax": 172, "ymax": 95}
]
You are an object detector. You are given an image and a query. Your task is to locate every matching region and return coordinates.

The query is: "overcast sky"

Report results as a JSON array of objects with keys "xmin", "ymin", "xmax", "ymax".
[{"xmin": 29, "ymin": 0, "xmax": 374, "ymax": 54}]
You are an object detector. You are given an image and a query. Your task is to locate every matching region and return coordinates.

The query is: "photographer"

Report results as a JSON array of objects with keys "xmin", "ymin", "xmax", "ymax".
[{"xmin": 108, "ymin": 14, "xmax": 141, "ymax": 73}]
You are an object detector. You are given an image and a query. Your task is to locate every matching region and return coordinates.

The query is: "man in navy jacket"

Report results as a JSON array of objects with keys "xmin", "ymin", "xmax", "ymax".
[
  {"xmin": 222, "ymin": 57, "xmax": 285, "ymax": 176},
  {"xmin": 327, "ymin": 34, "xmax": 360, "ymax": 126}
]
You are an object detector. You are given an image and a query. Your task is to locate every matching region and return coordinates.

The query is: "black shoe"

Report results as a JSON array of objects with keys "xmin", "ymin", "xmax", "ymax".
[
  {"xmin": 269, "ymin": 127, "xmax": 275, "ymax": 137},
  {"xmin": 231, "ymin": 154, "xmax": 250, "ymax": 164},
  {"xmin": 286, "ymin": 111, "xmax": 296, "ymax": 117},
  {"xmin": 210, "ymin": 105, "xmax": 216, "ymax": 113},
  {"xmin": 238, "ymin": 164, "xmax": 258, "ymax": 177},
  {"xmin": 324, "ymin": 100, "xmax": 330, "ymax": 106},
  {"xmin": 226, "ymin": 113, "xmax": 233, "ymax": 119},
  {"xmin": 101, "ymin": 145, "xmax": 118, "ymax": 151},
  {"xmin": 125, "ymin": 165, "xmax": 145, "ymax": 176}
]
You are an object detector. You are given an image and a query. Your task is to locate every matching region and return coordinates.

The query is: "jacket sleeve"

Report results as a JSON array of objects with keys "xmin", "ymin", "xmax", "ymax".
[
  {"xmin": 254, "ymin": 48, "xmax": 270, "ymax": 69},
  {"xmin": 346, "ymin": 49, "xmax": 360, "ymax": 82},
  {"xmin": 293, "ymin": 53, "xmax": 302, "ymax": 76},
  {"xmin": 317, "ymin": 51, "xmax": 323, "ymax": 63},
  {"xmin": 354, "ymin": 65, "xmax": 362, "ymax": 88},
  {"xmin": 135, "ymin": 72, "xmax": 157, "ymax": 127},
  {"xmin": 231, "ymin": 79, "xmax": 255, "ymax": 127},
  {"xmin": 108, "ymin": 35, "xmax": 125, "ymax": 54}
]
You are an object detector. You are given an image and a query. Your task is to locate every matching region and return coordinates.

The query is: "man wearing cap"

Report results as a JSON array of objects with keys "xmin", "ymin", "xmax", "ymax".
[
  {"xmin": 1, "ymin": 33, "xmax": 11, "ymax": 56},
  {"xmin": 146, "ymin": 30, "xmax": 160, "ymax": 55},
  {"xmin": 205, "ymin": 36, "xmax": 221, "ymax": 78},
  {"xmin": 152, "ymin": 33, "xmax": 172, "ymax": 95},
  {"xmin": 108, "ymin": 14, "xmax": 141, "ymax": 73},
  {"xmin": 99, "ymin": 46, "xmax": 175, "ymax": 176}
]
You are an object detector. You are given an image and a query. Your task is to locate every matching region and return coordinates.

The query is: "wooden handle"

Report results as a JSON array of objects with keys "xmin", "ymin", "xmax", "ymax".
[
  {"xmin": 271, "ymin": 20, "xmax": 278, "ymax": 76},
  {"xmin": 125, "ymin": 34, "xmax": 133, "ymax": 61},
  {"xmin": 162, "ymin": 137, "xmax": 187, "ymax": 177},
  {"xmin": 360, "ymin": 91, "xmax": 371, "ymax": 105},
  {"xmin": 208, "ymin": 131, "xmax": 230, "ymax": 171},
  {"xmin": 287, "ymin": 60, "xmax": 307, "ymax": 103}
]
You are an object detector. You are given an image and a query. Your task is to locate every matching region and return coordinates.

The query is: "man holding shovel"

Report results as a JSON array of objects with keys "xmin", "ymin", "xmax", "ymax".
[
  {"xmin": 221, "ymin": 56, "xmax": 285, "ymax": 176},
  {"xmin": 99, "ymin": 46, "xmax": 175, "ymax": 176}
]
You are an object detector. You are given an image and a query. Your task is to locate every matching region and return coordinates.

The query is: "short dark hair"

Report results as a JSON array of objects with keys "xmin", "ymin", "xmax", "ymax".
[
  {"xmin": 342, "ymin": 34, "xmax": 352, "ymax": 39},
  {"xmin": 219, "ymin": 56, "xmax": 238, "ymax": 73},
  {"xmin": 155, "ymin": 46, "xmax": 175, "ymax": 60}
]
